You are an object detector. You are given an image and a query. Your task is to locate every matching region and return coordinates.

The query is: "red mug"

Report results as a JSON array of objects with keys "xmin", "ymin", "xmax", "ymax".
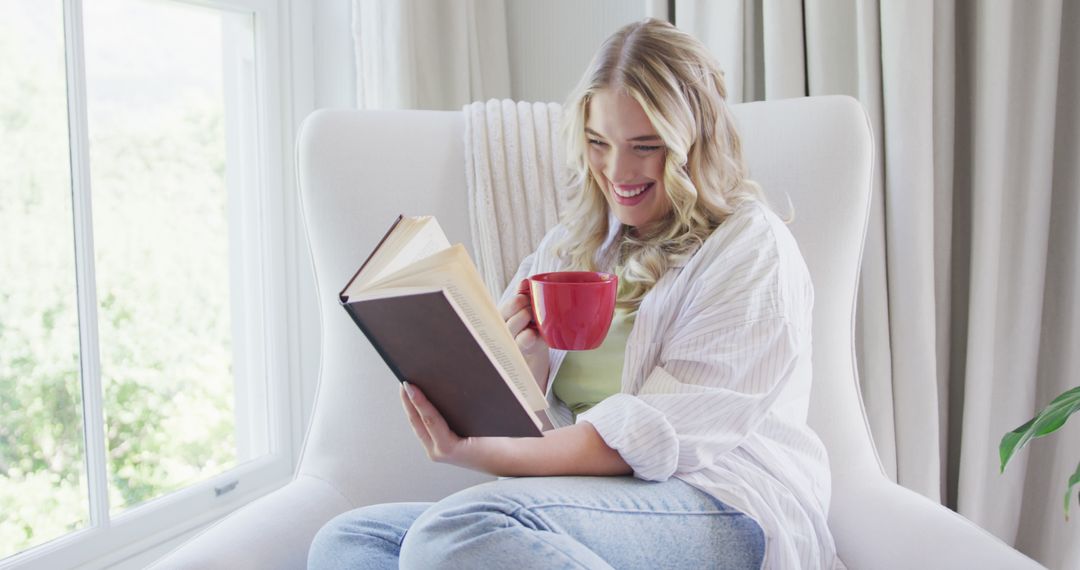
[{"xmin": 517, "ymin": 271, "xmax": 618, "ymax": 351}]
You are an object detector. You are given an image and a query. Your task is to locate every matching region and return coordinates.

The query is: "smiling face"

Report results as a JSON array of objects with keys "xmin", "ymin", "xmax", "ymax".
[{"xmin": 585, "ymin": 88, "xmax": 672, "ymax": 232}]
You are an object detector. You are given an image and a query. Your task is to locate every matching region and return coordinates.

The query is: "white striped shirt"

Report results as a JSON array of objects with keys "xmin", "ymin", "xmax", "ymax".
[{"xmin": 500, "ymin": 200, "xmax": 839, "ymax": 569}]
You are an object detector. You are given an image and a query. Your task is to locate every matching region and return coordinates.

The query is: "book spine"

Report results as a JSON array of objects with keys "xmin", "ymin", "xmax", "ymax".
[
  {"xmin": 339, "ymin": 214, "xmax": 405, "ymax": 302},
  {"xmin": 341, "ymin": 300, "xmax": 409, "ymax": 386}
]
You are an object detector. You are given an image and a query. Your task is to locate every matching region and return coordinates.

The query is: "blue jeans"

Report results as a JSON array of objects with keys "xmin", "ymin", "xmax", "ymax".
[{"xmin": 308, "ymin": 476, "xmax": 764, "ymax": 569}]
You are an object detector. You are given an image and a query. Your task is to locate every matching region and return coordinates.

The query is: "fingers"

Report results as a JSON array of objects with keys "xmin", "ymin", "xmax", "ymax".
[
  {"xmin": 400, "ymin": 384, "xmax": 433, "ymax": 449},
  {"xmin": 505, "ymin": 306, "xmax": 535, "ymax": 337},
  {"xmin": 499, "ymin": 293, "xmax": 529, "ymax": 321},
  {"xmin": 514, "ymin": 327, "xmax": 543, "ymax": 352},
  {"xmin": 401, "ymin": 383, "xmax": 457, "ymax": 459}
]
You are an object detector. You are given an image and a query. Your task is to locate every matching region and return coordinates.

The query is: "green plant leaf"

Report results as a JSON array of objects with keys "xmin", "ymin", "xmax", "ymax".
[
  {"xmin": 999, "ymin": 386, "xmax": 1080, "ymax": 473},
  {"xmin": 1032, "ymin": 386, "xmax": 1080, "ymax": 435},
  {"xmin": 1066, "ymin": 460, "xmax": 1080, "ymax": 521},
  {"xmin": 999, "ymin": 419, "xmax": 1035, "ymax": 473}
]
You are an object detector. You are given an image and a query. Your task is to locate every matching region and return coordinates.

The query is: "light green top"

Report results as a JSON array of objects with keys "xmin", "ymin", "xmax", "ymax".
[{"xmin": 551, "ymin": 271, "xmax": 636, "ymax": 419}]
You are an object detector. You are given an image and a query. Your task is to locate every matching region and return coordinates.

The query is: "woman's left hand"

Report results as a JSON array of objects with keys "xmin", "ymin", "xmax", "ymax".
[
  {"xmin": 399, "ymin": 381, "xmax": 632, "ymax": 478},
  {"xmin": 399, "ymin": 382, "xmax": 508, "ymax": 474}
]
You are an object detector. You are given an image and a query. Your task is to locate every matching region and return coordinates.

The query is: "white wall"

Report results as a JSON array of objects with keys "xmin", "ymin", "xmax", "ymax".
[
  {"xmin": 505, "ymin": 0, "xmax": 645, "ymax": 103},
  {"xmin": 311, "ymin": 0, "xmax": 357, "ymax": 108}
]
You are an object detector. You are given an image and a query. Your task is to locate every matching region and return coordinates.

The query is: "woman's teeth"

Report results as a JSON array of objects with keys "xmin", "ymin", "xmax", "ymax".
[{"xmin": 614, "ymin": 183, "xmax": 651, "ymax": 197}]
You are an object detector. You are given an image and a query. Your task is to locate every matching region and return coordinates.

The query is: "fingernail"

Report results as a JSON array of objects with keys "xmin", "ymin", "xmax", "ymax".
[{"xmin": 403, "ymin": 382, "xmax": 416, "ymax": 400}]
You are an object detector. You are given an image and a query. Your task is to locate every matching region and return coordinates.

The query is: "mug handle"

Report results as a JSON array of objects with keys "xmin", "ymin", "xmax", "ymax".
[{"xmin": 517, "ymin": 279, "xmax": 538, "ymax": 331}]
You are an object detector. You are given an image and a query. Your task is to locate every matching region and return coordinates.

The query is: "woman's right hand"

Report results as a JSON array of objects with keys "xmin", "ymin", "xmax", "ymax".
[{"xmin": 499, "ymin": 293, "xmax": 551, "ymax": 392}]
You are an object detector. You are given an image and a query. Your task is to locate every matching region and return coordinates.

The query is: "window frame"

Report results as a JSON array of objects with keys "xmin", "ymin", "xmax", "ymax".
[{"xmin": 0, "ymin": 0, "xmax": 304, "ymax": 566}]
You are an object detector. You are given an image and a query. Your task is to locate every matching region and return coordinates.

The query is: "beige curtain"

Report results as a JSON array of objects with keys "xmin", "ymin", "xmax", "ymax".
[
  {"xmin": 678, "ymin": 0, "xmax": 1080, "ymax": 567},
  {"xmin": 352, "ymin": 0, "xmax": 512, "ymax": 110}
]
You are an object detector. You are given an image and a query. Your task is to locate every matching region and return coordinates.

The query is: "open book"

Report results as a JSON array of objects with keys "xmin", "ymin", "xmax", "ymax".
[{"xmin": 340, "ymin": 215, "xmax": 547, "ymax": 438}]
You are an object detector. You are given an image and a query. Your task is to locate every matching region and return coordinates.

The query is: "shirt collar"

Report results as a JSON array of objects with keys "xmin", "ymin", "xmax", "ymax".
[
  {"xmin": 594, "ymin": 211, "xmax": 623, "ymax": 271},
  {"xmin": 592, "ymin": 211, "xmax": 694, "ymax": 270}
]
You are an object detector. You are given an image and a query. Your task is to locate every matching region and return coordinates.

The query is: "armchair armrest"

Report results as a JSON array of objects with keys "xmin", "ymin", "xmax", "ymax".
[
  {"xmin": 151, "ymin": 476, "xmax": 351, "ymax": 569},
  {"xmin": 831, "ymin": 475, "xmax": 1043, "ymax": 569}
]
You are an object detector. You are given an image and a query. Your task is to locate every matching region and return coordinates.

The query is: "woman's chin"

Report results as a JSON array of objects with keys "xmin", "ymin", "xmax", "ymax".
[
  {"xmin": 616, "ymin": 215, "xmax": 659, "ymax": 234},
  {"xmin": 609, "ymin": 203, "xmax": 647, "ymax": 226},
  {"xmin": 610, "ymin": 207, "xmax": 673, "ymax": 236}
]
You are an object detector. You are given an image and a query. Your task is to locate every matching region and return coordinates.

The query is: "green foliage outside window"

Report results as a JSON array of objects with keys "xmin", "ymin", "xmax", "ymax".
[{"xmin": 0, "ymin": 11, "xmax": 238, "ymax": 558}]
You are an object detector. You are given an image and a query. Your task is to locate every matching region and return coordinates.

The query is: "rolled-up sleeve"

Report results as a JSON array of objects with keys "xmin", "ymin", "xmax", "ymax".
[{"xmin": 574, "ymin": 393, "xmax": 679, "ymax": 480}]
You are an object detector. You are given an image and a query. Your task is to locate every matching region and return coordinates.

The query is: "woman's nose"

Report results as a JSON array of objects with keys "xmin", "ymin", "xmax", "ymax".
[{"xmin": 607, "ymin": 149, "xmax": 637, "ymax": 183}]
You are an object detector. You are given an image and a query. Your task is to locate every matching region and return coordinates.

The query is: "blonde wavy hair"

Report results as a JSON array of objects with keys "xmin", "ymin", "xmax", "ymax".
[{"xmin": 557, "ymin": 18, "xmax": 763, "ymax": 310}]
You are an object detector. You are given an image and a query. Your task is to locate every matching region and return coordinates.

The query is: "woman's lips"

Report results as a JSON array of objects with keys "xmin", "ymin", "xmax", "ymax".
[{"xmin": 611, "ymin": 182, "xmax": 653, "ymax": 206}]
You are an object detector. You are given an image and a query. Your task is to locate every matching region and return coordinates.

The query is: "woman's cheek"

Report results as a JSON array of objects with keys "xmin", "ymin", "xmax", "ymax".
[{"xmin": 587, "ymin": 164, "xmax": 608, "ymax": 190}]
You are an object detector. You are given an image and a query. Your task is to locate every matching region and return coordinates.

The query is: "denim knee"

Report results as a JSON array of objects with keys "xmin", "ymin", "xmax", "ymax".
[
  {"xmin": 308, "ymin": 504, "xmax": 416, "ymax": 570},
  {"xmin": 398, "ymin": 487, "xmax": 522, "ymax": 568},
  {"xmin": 308, "ymin": 510, "xmax": 354, "ymax": 569},
  {"xmin": 710, "ymin": 511, "xmax": 766, "ymax": 570}
]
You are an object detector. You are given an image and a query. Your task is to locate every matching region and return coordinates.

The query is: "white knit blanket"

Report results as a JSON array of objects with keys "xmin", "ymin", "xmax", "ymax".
[{"xmin": 464, "ymin": 100, "xmax": 569, "ymax": 297}]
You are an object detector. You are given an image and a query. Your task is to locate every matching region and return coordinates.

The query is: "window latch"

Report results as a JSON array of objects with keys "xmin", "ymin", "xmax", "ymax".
[{"xmin": 214, "ymin": 480, "xmax": 239, "ymax": 497}]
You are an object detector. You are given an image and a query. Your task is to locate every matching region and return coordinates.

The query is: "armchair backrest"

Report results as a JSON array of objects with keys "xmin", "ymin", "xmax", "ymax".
[
  {"xmin": 297, "ymin": 110, "xmax": 491, "ymax": 503},
  {"xmin": 295, "ymin": 96, "xmax": 878, "ymax": 509},
  {"xmin": 734, "ymin": 97, "xmax": 878, "ymax": 481}
]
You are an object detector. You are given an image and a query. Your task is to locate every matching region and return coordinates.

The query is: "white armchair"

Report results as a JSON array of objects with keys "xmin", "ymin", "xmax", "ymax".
[{"xmin": 154, "ymin": 96, "xmax": 1041, "ymax": 569}]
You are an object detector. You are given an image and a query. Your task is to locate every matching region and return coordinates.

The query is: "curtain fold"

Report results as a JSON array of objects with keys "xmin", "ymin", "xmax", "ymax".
[
  {"xmin": 352, "ymin": 0, "xmax": 511, "ymax": 110},
  {"xmin": 677, "ymin": 1, "xmax": 750, "ymax": 102},
  {"xmin": 878, "ymin": 0, "xmax": 943, "ymax": 502},
  {"xmin": 761, "ymin": 0, "xmax": 805, "ymax": 99},
  {"xmin": 957, "ymin": 0, "xmax": 1063, "ymax": 538},
  {"xmin": 1018, "ymin": 6, "xmax": 1080, "ymax": 562},
  {"xmin": 676, "ymin": 0, "xmax": 1079, "ymax": 566}
]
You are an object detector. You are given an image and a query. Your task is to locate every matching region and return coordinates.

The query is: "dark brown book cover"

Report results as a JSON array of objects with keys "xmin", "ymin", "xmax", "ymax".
[{"xmin": 343, "ymin": 290, "xmax": 543, "ymax": 438}]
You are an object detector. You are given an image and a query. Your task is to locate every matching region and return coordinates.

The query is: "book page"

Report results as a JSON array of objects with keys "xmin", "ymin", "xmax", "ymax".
[
  {"xmin": 368, "ymin": 217, "xmax": 451, "ymax": 283},
  {"xmin": 346, "ymin": 217, "xmax": 452, "ymax": 298},
  {"xmin": 366, "ymin": 245, "xmax": 548, "ymax": 412}
]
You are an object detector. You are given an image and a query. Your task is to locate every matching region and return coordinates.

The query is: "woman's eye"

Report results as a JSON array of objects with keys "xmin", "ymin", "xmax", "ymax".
[
  {"xmin": 635, "ymin": 145, "xmax": 663, "ymax": 153},
  {"xmin": 587, "ymin": 138, "xmax": 607, "ymax": 147}
]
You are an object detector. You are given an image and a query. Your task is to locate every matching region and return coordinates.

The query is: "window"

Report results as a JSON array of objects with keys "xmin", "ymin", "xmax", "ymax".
[{"xmin": 0, "ymin": 0, "xmax": 297, "ymax": 566}]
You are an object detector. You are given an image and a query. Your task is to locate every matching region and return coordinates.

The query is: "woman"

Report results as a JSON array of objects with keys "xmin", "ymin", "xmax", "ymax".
[{"xmin": 310, "ymin": 18, "xmax": 837, "ymax": 569}]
